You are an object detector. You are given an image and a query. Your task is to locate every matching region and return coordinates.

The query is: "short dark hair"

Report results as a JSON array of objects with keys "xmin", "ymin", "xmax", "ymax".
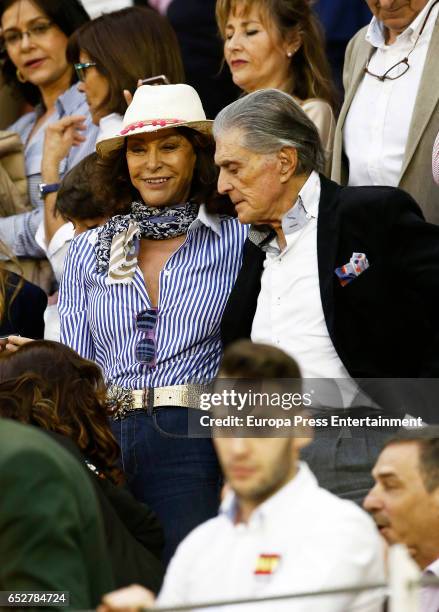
[
  {"xmin": 383, "ymin": 427, "xmax": 439, "ymax": 493},
  {"xmin": 220, "ymin": 340, "xmax": 301, "ymax": 379},
  {"xmin": 67, "ymin": 6, "xmax": 185, "ymax": 118},
  {"xmin": 92, "ymin": 127, "xmax": 222, "ymax": 212},
  {"xmin": 56, "ymin": 153, "xmax": 129, "ymax": 222},
  {"xmin": 0, "ymin": 0, "xmax": 89, "ymax": 105}
]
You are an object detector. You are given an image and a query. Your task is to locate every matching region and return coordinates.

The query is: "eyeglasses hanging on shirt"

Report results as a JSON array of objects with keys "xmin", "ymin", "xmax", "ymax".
[{"xmin": 364, "ymin": 0, "xmax": 439, "ymax": 82}]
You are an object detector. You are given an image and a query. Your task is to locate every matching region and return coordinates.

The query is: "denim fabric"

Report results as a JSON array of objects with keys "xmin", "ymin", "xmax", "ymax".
[{"xmin": 111, "ymin": 408, "xmax": 221, "ymax": 565}]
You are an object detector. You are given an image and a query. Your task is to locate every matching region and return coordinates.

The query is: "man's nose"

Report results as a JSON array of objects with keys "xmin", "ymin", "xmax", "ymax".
[
  {"xmin": 230, "ymin": 437, "xmax": 249, "ymax": 455},
  {"xmin": 217, "ymin": 169, "xmax": 232, "ymax": 194},
  {"xmin": 363, "ymin": 486, "xmax": 382, "ymax": 512}
]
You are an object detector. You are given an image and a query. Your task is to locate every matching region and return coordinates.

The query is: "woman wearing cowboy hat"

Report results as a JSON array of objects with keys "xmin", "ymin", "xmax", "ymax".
[{"xmin": 59, "ymin": 83, "xmax": 247, "ymax": 564}]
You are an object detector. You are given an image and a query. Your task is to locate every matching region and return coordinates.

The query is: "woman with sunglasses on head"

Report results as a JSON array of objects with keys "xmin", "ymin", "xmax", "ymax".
[
  {"xmin": 0, "ymin": 0, "xmax": 97, "ymax": 259},
  {"xmin": 216, "ymin": 0, "xmax": 337, "ymax": 172},
  {"xmin": 59, "ymin": 83, "xmax": 247, "ymax": 565},
  {"xmin": 36, "ymin": 6, "xmax": 185, "ymax": 290}
]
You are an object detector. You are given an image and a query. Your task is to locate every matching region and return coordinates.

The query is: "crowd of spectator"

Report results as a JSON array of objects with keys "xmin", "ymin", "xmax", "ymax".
[{"xmin": 1, "ymin": 0, "xmax": 439, "ymax": 610}]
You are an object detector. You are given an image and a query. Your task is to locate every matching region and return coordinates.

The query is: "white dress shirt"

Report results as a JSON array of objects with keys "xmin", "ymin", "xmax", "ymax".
[
  {"xmin": 157, "ymin": 462, "xmax": 385, "ymax": 612},
  {"xmin": 251, "ymin": 172, "xmax": 349, "ymax": 381},
  {"xmin": 344, "ymin": 0, "xmax": 439, "ymax": 187},
  {"xmin": 422, "ymin": 558, "xmax": 439, "ymax": 611}
]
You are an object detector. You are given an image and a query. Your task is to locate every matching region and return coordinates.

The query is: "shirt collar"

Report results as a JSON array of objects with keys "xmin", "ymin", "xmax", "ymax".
[
  {"xmin": 220, "ymin": 462, "xmax": 318, "ymax": 526},
  {"xmin": 366, "ymin": 0, "xmax": 438, "ymax": 47},
  {"xmin": 426, "ymin": 558, "xmax": 439, "ymax": 576},
  {"xmin": 97, "ymin": 113, "xmax": 124, "ymax": 143},
  {"xmin": 87, "ymin": 204, "xmax": 222, "ymax": 246},
  {"xmin": 292, "ymin": 169, "xmax": 320, "ymax": 221},
  {"xmin": 248, "ymin": 170, "xmax": 320, "ymax": 251},
  {"xmin": 189, "ymin": 203, "xmax": 222, "ymax": 236},
  {"xmin": 55, "ymin": 83, "xmax": 88, "ymax": 117}
]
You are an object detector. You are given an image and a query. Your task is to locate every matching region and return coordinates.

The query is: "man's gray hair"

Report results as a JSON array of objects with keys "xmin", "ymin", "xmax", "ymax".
[{"xmin": 213, "ymin": 89, "xmax": 325, "ymax": 174}]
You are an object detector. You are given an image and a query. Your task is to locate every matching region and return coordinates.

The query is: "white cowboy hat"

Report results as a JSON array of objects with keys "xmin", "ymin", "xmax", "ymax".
[{"xmin": 96, "ymin": 84, "xmax": 213, "ymax": 158}]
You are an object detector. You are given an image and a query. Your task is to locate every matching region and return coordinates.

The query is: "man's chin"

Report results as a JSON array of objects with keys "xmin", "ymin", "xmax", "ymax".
[
  {"xmin": 235, "ymin": 210, "xmax": 252, "ymax": 225},
  {"xmin": 377, "ymin": 526, "xmax": 398, "ymax": 545}
]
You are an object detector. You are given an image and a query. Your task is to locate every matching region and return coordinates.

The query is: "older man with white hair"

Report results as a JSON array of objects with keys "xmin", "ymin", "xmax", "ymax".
[{"xmin": 214, "ymin": 88, "xmax": 439, "ymax": 501}]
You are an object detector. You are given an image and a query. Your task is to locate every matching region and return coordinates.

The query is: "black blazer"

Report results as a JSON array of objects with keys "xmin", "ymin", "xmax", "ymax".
[{"xmin": 221, "ymin": 176, "xmax": 439, "ymax": 413}]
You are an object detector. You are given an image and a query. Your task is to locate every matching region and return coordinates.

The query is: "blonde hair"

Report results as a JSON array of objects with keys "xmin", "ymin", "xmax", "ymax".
[{"xmin": 216, "ymin": 0, "xmax": 337, "ymax": 110}]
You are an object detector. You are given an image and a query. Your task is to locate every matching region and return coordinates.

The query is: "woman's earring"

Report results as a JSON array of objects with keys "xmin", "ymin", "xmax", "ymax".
[
  {"xmin": 16, "ymin": 69, "xmax": 26, "ymax": 83},
  {"xmin": 287, "ymin": 51, "xmax": 293, "ymax": 58}
]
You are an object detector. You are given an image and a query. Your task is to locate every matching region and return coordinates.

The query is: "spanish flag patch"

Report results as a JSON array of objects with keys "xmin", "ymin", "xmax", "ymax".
[{"xmin": 254, "ymin": 553, "xmax": 281, "ymax": 575}]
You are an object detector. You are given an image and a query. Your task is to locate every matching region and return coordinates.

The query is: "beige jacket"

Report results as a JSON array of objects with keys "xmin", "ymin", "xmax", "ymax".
[
  {"xmin": 331, "ymin": 17, "xmax": 439, "ymax": 224},
  {"xmin": 300, "ymin": 98, "xmax": 335, "ymax": 176},
  {"xmin": 0, "ymin": 130, "xmax": 30, "ymax": 216}
]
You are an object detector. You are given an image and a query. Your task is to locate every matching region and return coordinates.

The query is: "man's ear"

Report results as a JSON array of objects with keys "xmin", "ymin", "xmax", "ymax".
[{"xmin": 278, "ymin": 147, "xmax": 298, "ymax": 183}]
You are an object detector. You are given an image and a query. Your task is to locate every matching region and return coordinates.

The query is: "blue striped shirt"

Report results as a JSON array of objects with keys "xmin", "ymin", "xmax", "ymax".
[{"xmin": 59, "ymin": 206, "xmax": 247, "ymax": 387}]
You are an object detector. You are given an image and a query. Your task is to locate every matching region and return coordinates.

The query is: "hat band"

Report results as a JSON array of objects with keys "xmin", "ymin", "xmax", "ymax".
[{"xmin": 120, "ymin": 118, "xmax": 186, "ymax": 135}]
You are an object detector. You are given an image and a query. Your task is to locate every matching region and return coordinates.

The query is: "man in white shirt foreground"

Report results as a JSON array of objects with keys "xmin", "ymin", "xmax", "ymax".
[
  {"xmin": 364, "ymin": 427, "xmax": 439, "ymax": 611},
  {"xmin": 100, "ymin": 341, "xmax": 385, "ymax": 612}
]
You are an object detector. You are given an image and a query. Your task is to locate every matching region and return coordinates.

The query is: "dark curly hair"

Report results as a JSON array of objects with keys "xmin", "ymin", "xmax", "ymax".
[{"xmin": 0, "ymin": 340, "xmax": 123, "ymax": 485}]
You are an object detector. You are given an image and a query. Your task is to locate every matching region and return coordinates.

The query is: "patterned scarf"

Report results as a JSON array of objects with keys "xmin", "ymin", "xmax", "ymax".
[{"xmin": 95, "ymin": 201, "xmax": 199, "ymax": 284}]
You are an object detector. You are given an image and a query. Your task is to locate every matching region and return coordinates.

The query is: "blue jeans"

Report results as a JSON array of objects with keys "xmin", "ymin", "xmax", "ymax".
[{"xmin": 111, "ymin": 408, "xmax": 221, "ymax": 565}]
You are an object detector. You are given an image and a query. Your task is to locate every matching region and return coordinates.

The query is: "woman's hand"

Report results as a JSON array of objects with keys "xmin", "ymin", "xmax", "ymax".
[
  {"xmin": 41, "ymin": 115, "xmax": 86, "ymax": 243},
  {"xmin": 41, "ymin": 115, "xmax": 87, "ymax": 180},
  {"xmin": 0, "ymin": 336, "xmax": 33, "ymax": 353},
  {"xmin": 123, "ymin": 80, "xmax": 144, "ymax": 107},
  {"xmin": 98, "ymin": 585, "xmax": 156, "ymax": 611}
]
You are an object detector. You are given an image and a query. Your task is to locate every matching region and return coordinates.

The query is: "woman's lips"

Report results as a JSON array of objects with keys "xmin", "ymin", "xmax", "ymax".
[
  {"xmin": 231, "ymin": 60, "xmax": 248, "ymax": 69},
  {"xmin": 24, "ymin": 58, "xmax": 46, "ymax": 70}
]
